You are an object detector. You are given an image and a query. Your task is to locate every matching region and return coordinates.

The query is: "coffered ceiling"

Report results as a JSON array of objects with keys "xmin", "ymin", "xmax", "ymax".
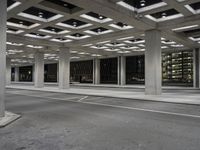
[{"xmin": 6, "ymin": 0, "xmax": 200, "ymax": 65}]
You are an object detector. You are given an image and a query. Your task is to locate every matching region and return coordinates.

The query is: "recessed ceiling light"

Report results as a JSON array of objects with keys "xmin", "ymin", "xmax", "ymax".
[
  {"xmin": 73, "ymin": 22, "xmax": 77, "ymax": 27},
  {"xmin": 123, "ymin": 23, "xmax": 127, "ymax": 27},
  {"xmin": 99, "ymin": 15, "xmax": 103, "ymax": 19},
  {"xmin": 38, "ymin": 12, "xmax": 43, "ymax": 18},
  {"xmin": 140, "ymin": 0, "xmax": 146, "ymax": 7},
  {"xmin": 162, "ymin": 12, "xmax": 167, "ymax": 18},
  {"xmin": 96, "ymin": 45, "xmax": 102, "ymax": 48},
  {"xmin": 97, "ymin": 28, "xmax": 101, "ymax": 33}
]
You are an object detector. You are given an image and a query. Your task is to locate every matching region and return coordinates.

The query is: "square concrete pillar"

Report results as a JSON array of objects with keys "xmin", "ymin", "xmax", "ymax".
[
  {"xmin": 145, "ymin": 29, "xmax": 162, "ymax": 95},
  {"xmin": 32, "ymin": 65, "xmax": 35, "ymax": 82},
  {"xmin": 0, "ymin": 0, "xmax": 21, "ymax": 126},
  {"xmin": 59, "ymin": 47, "xmax": 70, "ymax": 89},
  {"xmin": 0, "ymin": 0, "xmax": 7, "ymax": 117},
  {"xmin": 118, "ymin": 56, "xmax": 126, "ymax": 86},
  {"xmin": 14, "ymin": 67, "xmax": 19, "ymax": 82},
  {"xmin": 193, "ymin": 48, "xmax": 200, "ymax": 88},
  {"xmin": 57, "ymin": 63, "xmax": 59, "ymax": 83},
  {"xmin": 6, "ymin": 58, "xmax": 11, "ymax": 86},
  {"xmin": 93, "ymin": 58, "xmax": 100, "ymax": 84},
  {"xmin": 34, "ymin": 52, "xmax": 44, "ymax": 88}
]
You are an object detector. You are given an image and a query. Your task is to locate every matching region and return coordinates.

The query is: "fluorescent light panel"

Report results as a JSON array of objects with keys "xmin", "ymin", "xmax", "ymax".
[
  {"xmin": 56, "ymin": 22, "xmax": 92, "ymax": 29},
  {"xmin": 84, "ymin": 30, "xmax": 113, "ymax": 35},
  {"xmin": 65, "ymin": 35, "xmax": 91, "ymax": 40},
  {"xmin": 39, "ymin": 29, "xmax": 70, "ymax": 35},
  {"xmin": 145, "ymin": 14, "xmax": 184, "ymax": 22},
  {"xmin": 25, "ymin": 34, "xmax": 51, "ymax": 39},
  {"xmin": 109, "ymin": 24, "xmax": 133, "ymax": 30},
  {"xmin": 172, "ymin": 25, "xmax": 199, "ymax": 31},
  {"xmin": 18, "ymin": 13, "xmax": 63, "ymax": 22},
  {"xmin": 7, "ymin": 1, "xmax": 21, "ymax": 11},
  {"xmin": 80, "ymin": 14, "xmax": 112, "ymax": 23},
  {"xmin": 7, "ymin": 22, "xmax": 40, "ymax": 29},
  {"xmin": 50, "ymin": 39, "xmax": 72, "ymax": 43}
]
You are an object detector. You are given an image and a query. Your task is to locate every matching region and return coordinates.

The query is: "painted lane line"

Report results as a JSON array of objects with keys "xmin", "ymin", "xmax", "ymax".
[
  {"xmin": 78, "ymin": 96, "xmax": 88, "ymax": 102},
  {"xmin": 81, "ymin": 101, "xmax": 200, "ymax": 119},
  {"xmin": 7, "ymin": 92, "xmax": 200, "ymax": 119}
]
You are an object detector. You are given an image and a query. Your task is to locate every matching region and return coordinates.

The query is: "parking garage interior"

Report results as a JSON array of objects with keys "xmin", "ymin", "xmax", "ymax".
[{"xmin": 1, "ymin": 0, "xmax": 200, "ymax": 149}]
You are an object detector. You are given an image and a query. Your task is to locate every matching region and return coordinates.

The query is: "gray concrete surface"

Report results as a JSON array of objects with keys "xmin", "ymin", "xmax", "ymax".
[
  {"xmin": 7, "ymin": 84, "xmax": 200, "ymax": 105},
  {"xmin": 1, "ymin": 89, "xmax": 200, "ymax": 150}
]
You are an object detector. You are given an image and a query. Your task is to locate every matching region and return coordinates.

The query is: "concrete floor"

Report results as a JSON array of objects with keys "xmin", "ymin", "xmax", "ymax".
[{"xmin": 1, "ymin": 89, "xmax": 200, "ymax": 150}]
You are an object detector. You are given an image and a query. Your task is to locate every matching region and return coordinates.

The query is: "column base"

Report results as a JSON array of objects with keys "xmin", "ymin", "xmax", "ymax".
[
  {"xmin": 34, "ymin": 85, "xmax": 44, "ymax": 88},
  {"xmin": 59, "ymin": 86, "xmax": 70, "ymax": 89},
  {"xmin": 0, "ymin": 111, "xmax": 21, "ymax": 128},
  {"xmin": 145, "ymin": 90, "xmax": 162, "ymax": 95}
]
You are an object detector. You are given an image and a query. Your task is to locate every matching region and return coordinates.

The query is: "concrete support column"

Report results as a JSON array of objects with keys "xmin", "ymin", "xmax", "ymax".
[
  {"xmin": 193, "ymin": 48, "xmax": 200, "ymax": 88},
  {"xmin": 57, "ymin": 63, "xmax": 59, "ymax": 83},
  {"xmin": 59, "ymin": 47, "xmax": 70, "ymax": 89},
  {"xmin": 118, "ymin": 56, "xmax": 126, "ymax": 86},
  {"xmin": 32, "ymin": 65, "xmax": 35, "ymax": 82},
  {"xmin": 34, "ymin": 52, "xmax": 44, "ymax": 88},
  {"xmin": 0, "ymin": 0, "xmax": 7, "ymax": 117},
  {"xmin": 93, "ymin": 58, "xmax": 100, "ymax": 84},
  {"xmin": 118, "ymin": 56, "xmax": 121, "ymax": 85},
  {"xmin": 14, "ymin": 67, "xmax": 19, "ymax": 82},
  {"xmin": 6, "ymin": 58, "xmax": 11, "ymax": 86},
  {"xmin": 145, "ymin": 29, "xmax": 162, "ymax": 95}
]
